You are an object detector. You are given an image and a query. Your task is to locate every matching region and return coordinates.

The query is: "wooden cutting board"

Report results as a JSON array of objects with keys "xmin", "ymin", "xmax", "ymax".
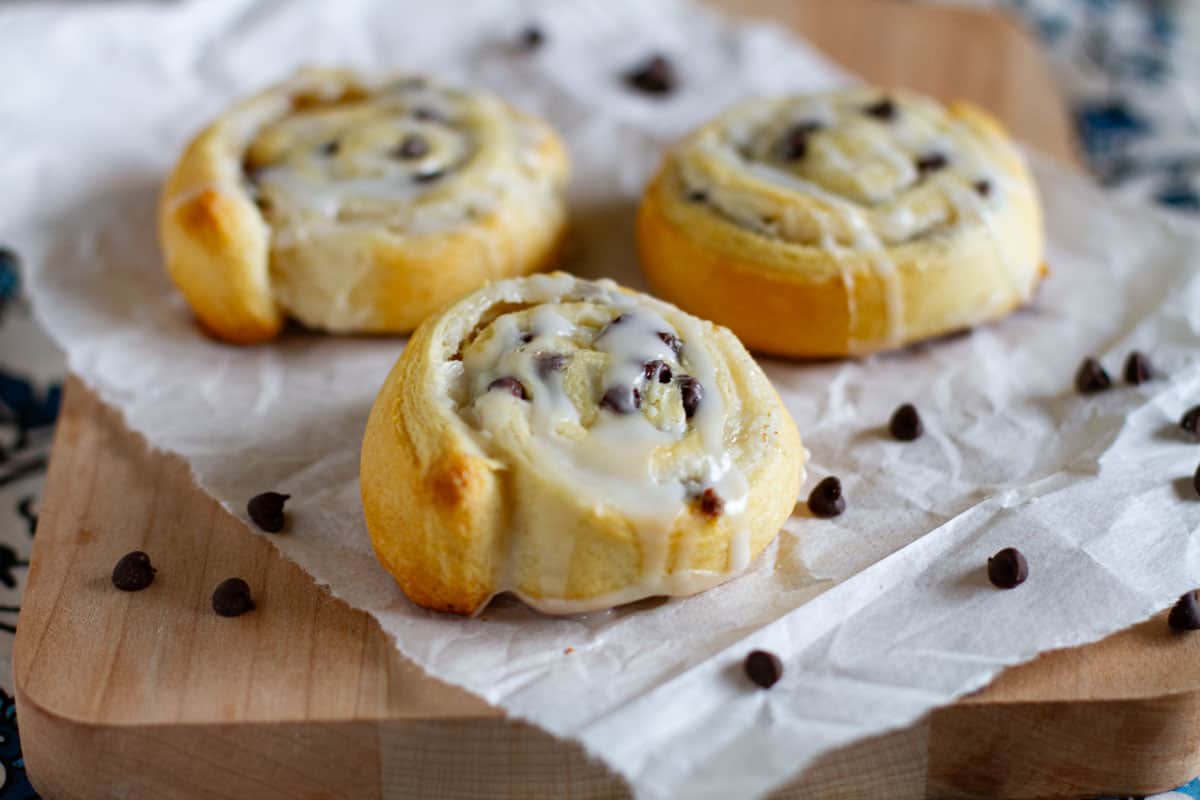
[{"xmin": 16, "ymin": 2, "xmax": 1200, "ymax": 798}]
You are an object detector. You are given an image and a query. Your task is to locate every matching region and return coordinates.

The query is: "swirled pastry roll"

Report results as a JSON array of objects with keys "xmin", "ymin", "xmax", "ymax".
[
  {"xmin": 638, "ymin": 88, "xmax": 1045, "ymax": 357},
  {"xmin": 160, "ymin": 68, "xmax": 569, "ymax": 343},
  {"xmin": 361, "ymin": 273, "xmax": 804, "ymax": 615}
]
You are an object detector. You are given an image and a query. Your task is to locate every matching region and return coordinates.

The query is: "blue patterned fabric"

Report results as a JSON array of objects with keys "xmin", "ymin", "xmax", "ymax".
[{"xmin": 0, "ymin": 1, "xmax": 1194, "ymax": 797}]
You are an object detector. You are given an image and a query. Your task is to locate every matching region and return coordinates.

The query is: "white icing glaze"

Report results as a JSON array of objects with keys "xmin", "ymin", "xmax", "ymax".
[{"xmin": 455, "ymin": 277, "xmax": 754, "ymax": 613}]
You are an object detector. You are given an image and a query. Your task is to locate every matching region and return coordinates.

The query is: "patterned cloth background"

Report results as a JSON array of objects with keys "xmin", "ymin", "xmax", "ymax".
[{"xmin": 0, "ymin": 1, "xmax": 1194, "ymax": 797}]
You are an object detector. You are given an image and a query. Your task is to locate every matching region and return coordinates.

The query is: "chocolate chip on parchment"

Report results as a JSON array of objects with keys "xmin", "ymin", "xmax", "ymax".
[
  {"xmin": 744, "ymin": 650, "xmax": 783, "ymax": 689},
  {"xmin": 534, "ymin": 352, "xmax": 568, "ymax": 377},
  {"xmin": 1123, "ymin": 351, "xmax": 1153, "ymax": 385},
  {"xmin": 657, "ymin": 331, "xmax": 683, "ymax": 357},
  {"xmin": 518, "ymin": 25, "xmax": 545, "ymax": 51},
  {"xmin": 247, "ymin": 492, "xmax": 290, "ymax": 533},
  {"xmin": 888, "ymin": 403, "xmax": 924, "ymax": 441},
  {"xmin": 916, "ymin": 153, "xmax": 948, "ymax": 174},
  {"xmin": 678, "ymin": 376, "xmax": 703, "ymax": 419},
  {"xmin": 624, "ymin": 54, "xmax": 677, "ymax": 96},
  {"xmin": 1182, "ymin": 405, "xmax": 1200, "ymax": 440},
  {"xmin": 643, "ymin": 359, "xmax": 672, "ymax": 384},
  {"xmin": 807, "ymin": 476, "xmax": 845, "ymax": 518},
  {"xmin": 395, "ymin": 134, "xmax": 430, "ymax": 160},
  {"xmin": 1169, "ymin": 590, "xmax": 1200, "ymax": 631},
  {"xmin": 987, "ymin": 548, "xmax": 1028, "ymax": 589},
  {"xmin": 864, "ymin": 97, "xmax": 896, "ymax": 121},
  {"xmin": 697, "ymin": 488, "xmax": 724, "ymax": 518},
  {"xmin": 212, "ymin": 578, "xmax": 256, "ymax": 618},
  {"xmin": 111, "ymin": 551, "xmax": 156, "ymax": 592},
  {"xmin": 973, "ymin": 180, "xmax": 992, "ymax": 197},
  {"xmin": 1074, "ymin": 357, "xmax": 1112, "ymax": 394},
  {"xmin": 600, "ymin": 385, "xmax": 641, "ymax": 415},
  {"xmin": 488, "ymin": 377, "xmax": 528, "ymax": 400}
]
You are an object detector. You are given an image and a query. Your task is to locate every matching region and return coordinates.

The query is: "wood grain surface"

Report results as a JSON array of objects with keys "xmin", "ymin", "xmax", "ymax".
[{"xmin": 18, "ymin": 2, "xmax": 1199, "ymax": 799}]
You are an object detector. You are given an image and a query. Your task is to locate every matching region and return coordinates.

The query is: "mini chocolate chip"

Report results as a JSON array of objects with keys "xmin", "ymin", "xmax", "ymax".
[
  {"xmin": 916, "ymin": 153, "xmax": 948, "ymax": 174},
  {"xmin": 1182, "ymin": 405, "xmax": 1200, "ymax": 439},
  {"xmin": 111, "ymin": 551, "xmax": 156, "ymax": 592},
  {"xmin": 488, "ymin": 377, "xmax": 528, "ymax": 400},
  {"xmin": 780, "ymin": 124, "xmax": 816, "ymax": 160},
  {"xmin": 395, "ymin": 134, "xmax": 429, "ymax": 160},
  {"xmin": 744, "ymin": 650, "xmax": 783, "ymax": 689},
  {"xmin": 413, "ymin": 107, "xmax": 443, "ymax": 122},
  {"xmin": 518, "ymin": 25, "xmax": 545, "ymax": 50},
  {"xmin": 807, "ymin": 476, "xmax": 845, "ymax": 518},
  {"xmin": 624, "ymin": 54, "xmax": 676, "ymax": 96},
  {"xmin": 415, "ymin": 169, "xmax": 444, "ymax": 184},
  {"xmin": 534, "ymin": 352, "xmax": 568, "ymax": 377},
  {"xmin": 973, "ymin": 179, "xmax": 992, "ymax": 197},
  {"xmin": 1123, "ymin": 351, "xmax": 1153, "ymax": 385},
  {"xmin": 888, "ymin": 403, "xmax": 924, "ymax": 441},
  {"xmin": 987, "ymin": 548, "xmax": 1028, "ymax": 589},
  {"xmin": 320, "ymin": 140, "xmax": 340, "ymax": 156},
  {"xmin": 1194, "ymin": 463, "xmax": 1200, "ymax": 497},
  {"xmin": 247, "ymin": 492, "xmax": 290, "ymax": 533},
  {"xmin": 212, "ymin": 578, "xmax": 256, "ymax": 618},
  {"xmin": 519, "ymin": 331, "xmax": 535, "ymax": 345},
  {"xmin": 1075, "ymin": 357, "xmax": 1112, "ymax": 394},
  {"xmin": 698, "ymin": 488, "xmax": 724, "ymax": 518},
  {"xmin": 657, "ymin": 331, "xmax": 682, "ymax": 357},
  {"xmin": 678, "ymin": 376, "xmax": 702, "ymax": 419},
  {"xmin": 643, "ymin": 360, "xmax": 672, "ymax": 384},
  {"xmin": 600, "ymin": 385, "xmax": 641, "ymax": 414},
  {"xmin": 687, "ymin": 189, "xmax": 708, "ymax": 203},
  {"xmin": 1169, "ymin": 590, "xmax": 1200, "ymax": 631},
  {"xmin": 864, "ymin": 98, "xmax": 896, "ymax": 120}
]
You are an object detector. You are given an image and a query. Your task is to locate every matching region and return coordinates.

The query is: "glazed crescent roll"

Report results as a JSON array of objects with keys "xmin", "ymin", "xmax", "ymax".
[
  {"xmin": 159, "ymin": 68, "xmax": 569, "ymax": 343},
  {"xmin": 638, "ymin": 87, "xmax": 1045, "ymax": 357},
  {"xmin": 361, "ymin": 273, "xmax": 804, "ymax": 615}
]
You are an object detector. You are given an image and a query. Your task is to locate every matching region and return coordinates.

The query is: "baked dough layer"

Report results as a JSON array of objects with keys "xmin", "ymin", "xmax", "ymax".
[
  {"xmin": 361, "ymin": 273, "xmax": 805, "ymax": 615},
  {"xmin": 160, "ymin": 68, "xmax": 569, "ymax": 343},
  {"xmin": 638, "ymin": 88, "xmax": 1045, "ymax": 357}
]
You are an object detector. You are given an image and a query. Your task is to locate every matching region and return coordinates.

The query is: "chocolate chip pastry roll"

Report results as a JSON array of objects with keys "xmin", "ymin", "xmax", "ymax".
[
  {"xmin": 638, "ymin": 88, "xmax": 1045, "ymax": 357},
  {"xmin": 160, "ymin": 68, "xmax": 569, "ymax": 344},
  {"xmin": 361, "ymin": 273, "xmax": 804, "ymax": 615}
]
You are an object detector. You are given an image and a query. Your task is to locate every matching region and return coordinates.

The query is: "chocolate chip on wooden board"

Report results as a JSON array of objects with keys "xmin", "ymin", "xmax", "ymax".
[
  {"xmin": 807, "ymin": 476, "xmax": 845, "ymax": 518},
  {"xmin": 987, "ymin": 548, "xmax": 1028, "ymax": 589},
  {"xmin": 247, "ymin": 492, "xmax": 290, "ymax": 533},
  {"xmin": 1123, "ymin": 351, "xmax": 1153, "ymax": 385},
  {"xmin": 212, "ymin": 578, "xmax": 256, "ymax": 618},
  {"xmin": 744, "ymin": 650, "xmax": 783, "ymax": 689},
  {"xmin": 112, "ymin": 551, "xmax": 156, "ymax": 592},
  {"xmin": 1169, "ymin": 591, "xmax": 1200, "ymax": 631},
  {"xmin": 888, "ymin": 403, "xmax": 923, "ymax": 441},
  {"xmin": 624, "ymin": 54, "xmax": 677, "ymax": 96},
  {"xmin": 1074, "ymin": 357, "xmax": 1112, "ymax": 394}
]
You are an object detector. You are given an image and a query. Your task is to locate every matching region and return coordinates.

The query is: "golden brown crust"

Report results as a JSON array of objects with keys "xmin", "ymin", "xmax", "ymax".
[
  {"xmin": 159, "ymin": 68, "xmax": 569, "ymax": 344},
  {"xmin": 637, "ymin": 88, "xmax": 1045, "ymax": 358}
]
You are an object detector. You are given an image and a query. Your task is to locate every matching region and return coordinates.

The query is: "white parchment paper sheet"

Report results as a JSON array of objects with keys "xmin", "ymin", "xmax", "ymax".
[{"xmin": 4, "ymin": 1, "xmax": 1200, "ymax": 797}]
